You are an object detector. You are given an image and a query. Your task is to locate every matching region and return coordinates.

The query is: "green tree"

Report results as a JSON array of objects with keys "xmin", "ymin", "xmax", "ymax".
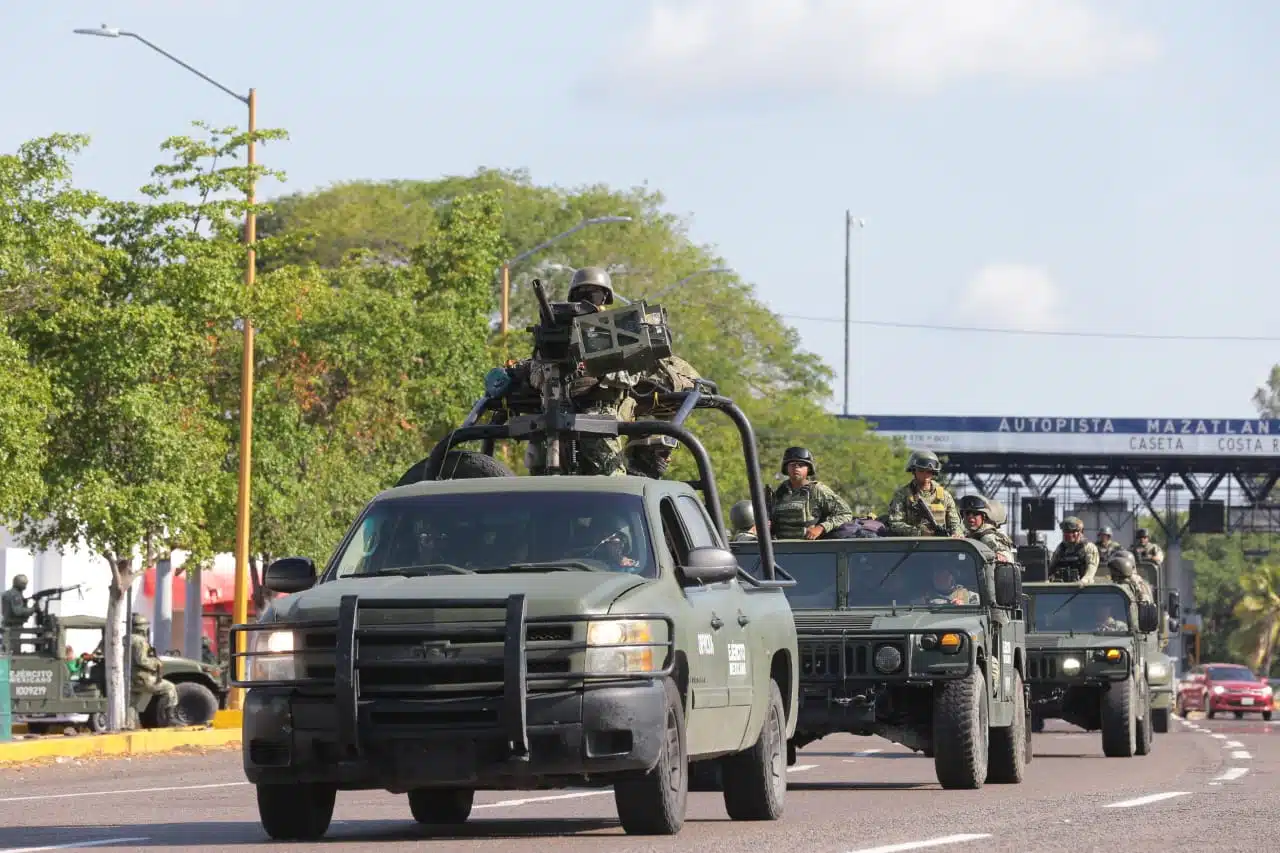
[
  {"xmin": 1251, "ymin": 366, "xmax": 1280, "ymax": 417},
  {"xmin": 1232, "ymin": 560, "xmax": 1280, "ymax": 675}
]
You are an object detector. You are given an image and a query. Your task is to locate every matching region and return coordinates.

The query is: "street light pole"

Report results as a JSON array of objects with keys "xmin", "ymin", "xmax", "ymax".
[
  {"xmin": 74, "ymin": 25, "xmax": 258, "ymax": 711},
  {"xmin": 843, "ymin": 212, "xmax": 865, "ymax": 417}
]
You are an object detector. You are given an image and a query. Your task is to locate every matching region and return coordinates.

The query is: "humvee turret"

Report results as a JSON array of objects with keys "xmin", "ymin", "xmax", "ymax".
[
  {"xmin": 230, "ymin": 287, "xmax": 799, "ymax": 841},
  {"xmin": 732, "ymin": 536, "xmax": 1030, "ymax": 790},
  {"xmin": 1024, "ymin": 581, "xmax": 1162, "ymax": 756}
]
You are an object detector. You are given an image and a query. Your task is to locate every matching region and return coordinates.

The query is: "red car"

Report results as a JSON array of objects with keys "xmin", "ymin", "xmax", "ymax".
[{"xmin": 1175, "ymin": 662, "xmax": 1274, "ymax": 720}]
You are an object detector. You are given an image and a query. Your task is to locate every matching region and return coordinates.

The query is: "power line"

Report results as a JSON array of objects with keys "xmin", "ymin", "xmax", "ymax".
[{"xmin": 777, "ymin": 315, "xmax": 1280, "ymax": 343}]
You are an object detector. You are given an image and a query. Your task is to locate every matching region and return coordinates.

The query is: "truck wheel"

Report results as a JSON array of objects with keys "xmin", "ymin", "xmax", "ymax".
[
  {"xmin": 721, "ymin": 679, "xmax": 787, "ymax": 821},
  {"xmin": 614, "ymin": 678, "xmax": 687, "ymax": 835},
  {"xmin": 1101, "ymin": 679, "xmax": 1136, "ymax": 757},
  {"xmin": 173, "ymin": 682, "xmax": 219, "ymax": 726},
  {"xmin": 408, "ymin": 788, "xmax": 474, "ymax": 824},
  {"xmin": 986, "ymin": 670, "xmax": 1026, "ymax": 784},
  {"xmin": 1151, "ymin": 707, "xmax": 1169, "ymax": 733},
  {"xmin": 397, "ymin": 449, "xmax": 515, "ymax": 486},
  {"xmin": 89, "ymin": 712, "xmax": 108, "ymax": 734},
  {"xmin": 932, "ymin": 666, "xmax": 989, "ymax": 789},
  {"xmin": 257, "ymin": 782, "xmax": 335, "ymax": 840},
  {"xmin": 1136, "ymin": 710, "xmax": 1152, "ymax": 756}
]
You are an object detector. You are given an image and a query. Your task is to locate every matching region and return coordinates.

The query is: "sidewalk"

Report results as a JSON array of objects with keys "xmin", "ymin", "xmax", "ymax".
[{"xmin": 0, "ymin": 710, "xmax": 242, "ymax": 765}]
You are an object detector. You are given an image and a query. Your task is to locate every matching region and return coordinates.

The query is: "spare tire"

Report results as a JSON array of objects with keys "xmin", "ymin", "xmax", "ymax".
[{"xmin": 396, "ymin": 449, "xmax": 515, "ymax": 486}]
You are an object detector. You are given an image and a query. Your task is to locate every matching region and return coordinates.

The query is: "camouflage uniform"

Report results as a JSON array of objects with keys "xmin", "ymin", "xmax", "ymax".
[
  {"xmin": 770, "ymin": 448, "xmax": 853, "ymax": 539},
  {"xmin": 1, "ymin": 574, "xmax": 33, "ymax": 628},
  {"xmin": 886, "ymin": 451, "xmax": 963, "ymax": 537},
  {"xmin": 958, "ymin": 495, "xmax": 1015, "ymax": 560},
  {"xmin": 624, "ymin": 432, "xmax": 677, "ymax": 479},
  {"xmin": 919, "ymin": 582, "xmax": 979, "ymax": 606},
  {"xmin": 729, "ymin": 500, "xmax": 758, "ymax": 541},
  {"xmin": 1095, "ymin": 527, "xmax": 1122, "ymax": 562},
  {"xmin": 130, "ymin": 614, "xmax": 178, "ymax": 727},
  {"xmin": 1132, "ymin": 529, "xmax": 1164, "ymax": 567},
  {"xmin": 1107, "ymin": 551, "xmax": 1154, "ymax": 604},
  {"xmin": 632, "ymin": 354, "xmax": 702, "ymax": 416},
  {"xmin": 1096, "ymin": 616, "xmax": 1128, "ymax": 633},
  {"xmin": 1048, "ymin": 517, "xmax": 1100, "ymax": 583}
]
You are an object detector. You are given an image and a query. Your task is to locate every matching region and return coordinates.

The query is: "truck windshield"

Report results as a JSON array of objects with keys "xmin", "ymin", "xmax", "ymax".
[
  {"xmin": 1027, "ymin": 588, "xmax": 1130, "ymax": 633},
  {"xmin": 847, "ymin": 550, "xmax": 983, "ymax": 607},
  {"xmin": 332, "ymin": 491, "xmax": 656, "ymax": 578}
]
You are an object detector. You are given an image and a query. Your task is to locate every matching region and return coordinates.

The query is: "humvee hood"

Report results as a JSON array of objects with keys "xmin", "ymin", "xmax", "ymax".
[
  {"xmin": 1026, "ymin": 633, "xmax": 1118, "ymax": 650},
  {"xmin": 270, "ymin": 571, "xmax": 648, "ymax": 622},
  {"xmin": 870, "ymin": 610, "xmax": 984, "ymax": 632}
]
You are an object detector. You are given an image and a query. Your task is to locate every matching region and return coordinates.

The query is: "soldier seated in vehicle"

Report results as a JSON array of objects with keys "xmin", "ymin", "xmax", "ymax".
[
  {"xmin": 912, "ymin": 564, "xmax": 979, "ymax": 606},
  {"xmin": 959, "ymin": 495, "xmax": 1015, "ymax": 562},
  {"xmin": 1093, "ymin": 599, "xmax": 1128, "ymax": 634},
  {"xmin": 624, "ymin": 433, "xmax": 678, "ymax": 479},
  {"xmin": 728, "ymin": 499, "xmax": 758, "ymax": 541}
]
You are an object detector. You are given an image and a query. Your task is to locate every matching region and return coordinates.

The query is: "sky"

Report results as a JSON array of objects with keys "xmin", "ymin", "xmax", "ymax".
[{"xmin": 5, "ymin": 0, "xmax": 1280, "ymax": 423}]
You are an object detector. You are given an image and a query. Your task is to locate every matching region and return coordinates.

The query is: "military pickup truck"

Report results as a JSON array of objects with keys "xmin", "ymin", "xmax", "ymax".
[
  {"xmin": 230, "ymin": 292, "xmax": 800, "ymax": 841},
  {"xmin": 6, "ymin": 613, "xmax": 225, "ymax": 732},
  {"xmin": 1023, "ymin": 581, "xmax": 1162, "ymax": 757},
  {"xmin": 732, "ymin": 536, "xmax": 1031, "ymax": 790},
  {"xmin": 1134, "ymin": 558, "xmax": 1179, "ymax": 733}
]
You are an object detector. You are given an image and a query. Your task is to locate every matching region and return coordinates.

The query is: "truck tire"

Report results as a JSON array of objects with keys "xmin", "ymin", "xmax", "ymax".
[
  {"xmin": 396, "ymin": 449, "xmax": 515, "ymax": 486},
  {"xmin": 721, "ymin": 679, "xmax": 787, "ymax": 821},
  {"xmin": 89, "ymin": 712, "xmax": 108, "ymax": 734},
  {"xmin": 408, "ymin": 788, "xmax": 474, "ymax": 824},
  {"xmin": 173, "ymin": 682, "xmax": 219, "ymax": 726},
  {"xmin": 1101, "ymin": 679, "xmax": 1136, "ymax": 757},
  {"xmin": 1135, "ymin": 688, "xmax": 1152, "ymax": 756},
  {"xmin": 986, "ymin": 670, "xmax": 1026, "ymax": 784},
  {"xmin": 614, "ymin": 678, "xmax": 688, "ymax": 835},
  {"xmin": 1151, "ymin": 707, "xmax": 1169, "ymax": 733},
  {"xmin": 257, "ymin": 782, "xmax": 335, "ymax": 840},
  {"xmin": 932, "ymin": 666, "xmax": 989, "ymax": 789}
]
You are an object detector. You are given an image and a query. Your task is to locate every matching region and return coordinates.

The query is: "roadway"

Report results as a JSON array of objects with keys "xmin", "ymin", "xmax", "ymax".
[{"xmin": 0, "ymin": 713, "xmax": 1274, "ymax": 853}]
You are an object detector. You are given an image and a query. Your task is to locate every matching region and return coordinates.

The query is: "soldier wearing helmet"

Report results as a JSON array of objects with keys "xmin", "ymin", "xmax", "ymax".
[
  {"xmin": 1, "ymin": 574, "xmax": 33, "ymax": 629},
  {"xmin": 729, "ymin": 500, "xmax": 758, "ymax": 541},
  {"xmin": 130, "ymin": 612, "xmax": 179, "ymax": 727},
  {"xmin": 1095, "ymin": 526, "xmax": 1121, "ymax": 562},
  {"xmin": 886, "ymin": 450, "xmax": 963, "ymax": 538},
  {"xmin": 567, "ymin": 266, "xmax": 616, "ymax": 307},
  {"xmin": 1048, "ymin": 516, "xmax": 1100, "ymax": 583},
  {"xmin": 769, "ymin": 447, "xmax": 853, "ymax": 540},
  {"xmin": 958, "ymin": 495, "xmax": 1015, "ymax": 562},
  {"xmin": 1107, "ymin": 550, "xmax": 1153, "ymax": 604},
  {"xmin": 1132, "ymin": 527, "xmax": 1165, "ymax": 567},
  {"xmin": 624, "ymin": 432, "xmax": 678, "ymax": 479}
]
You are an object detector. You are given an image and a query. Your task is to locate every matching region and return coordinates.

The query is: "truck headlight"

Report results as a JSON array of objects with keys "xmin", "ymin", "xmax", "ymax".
[
  {"xmin": 247, "ymin": 630, "xmax": 299, "ymax": 682},
  {"xmin": 873, "ymin": 644, "xmax": 903, "ymax": 674},
  {"xmin": 1147, "ymin": 661, "xmax": 1168, "ymax": 680},
  {"xmin": 586, "ymin": 619, "xmax": 663, "ymax": 675},
  {"xmin": 1062, "ymin": 657, "xmax": 1082, "ymax": 675},
  {"xmin": 1263, "ymin": 685, "xmax": 1273, "ymax": 696}
]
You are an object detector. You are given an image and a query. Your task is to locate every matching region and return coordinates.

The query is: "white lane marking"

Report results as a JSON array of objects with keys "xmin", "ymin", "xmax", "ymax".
[
  {"xmin": 1231, "ymin": 750, "xmax": 1252, "ymax": 759},
  {"xmin": 846, "ymin": 834, "xmax": 992, "ymax": 853},
  {"xmin": 1104, "ymin": 792, "xmax": 1192, "ymax": 808},
  {"xmin": 1211, "ymin": 734, "xmax": 1227, "ymax": 739},
  {"xmin": 1210, "ymin": 768, "xmax": 1250, "ymax": 784},
  {"xmin": 1, "ymin": 839, "xmax": 149, "ymax": 853},
  {"xmin": 473, "ymin": 791, "xmax": 608, "ymax": 809},
  {"xmin": 788, "ymin": 763, "xmax": 818, "ymax": 772},
  {"xmin": 0, "ymin": 781, "xmax": 247, "ymax": 804},
  {"xmin": 1224, "ymin": 740, "xmax": 1244, "ymax": 748}
]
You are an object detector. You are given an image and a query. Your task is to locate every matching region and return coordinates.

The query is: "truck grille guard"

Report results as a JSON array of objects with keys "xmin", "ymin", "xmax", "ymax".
[{"xmin": 230, "ymin": 594, "xmax": 674, "ymax": 761}]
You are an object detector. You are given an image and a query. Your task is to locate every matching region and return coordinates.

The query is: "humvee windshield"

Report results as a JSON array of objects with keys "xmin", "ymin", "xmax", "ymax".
[
  {"xmin": 1028, "ymin": 587, "xmax": 1130, "ymax": 634},
  {"xmin": 333, "ymin": 492, "xmax": 657, "ymax": 579},
  {"xmin": 734, "ymin": 551, "xmax": 838, "ymax": 609}
]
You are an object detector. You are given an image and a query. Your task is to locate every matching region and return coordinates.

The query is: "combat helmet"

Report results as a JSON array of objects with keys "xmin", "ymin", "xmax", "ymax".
[
  {"xmin": 1060, "ymin": 516, "xmax": 1084, "ymax": 533},
  {"xmin": 567, "ymin": 266, "xmax": 615, "ymax": 306},
  {"xmin": 986, "ymin": 498, "xmax": 1008, "ymax": 527},
  {"xmin": 1108, "ymin": 550, "xmax": 1137, "ymax": 578},
  {"xmin": 625, "ymin": 433, "xmax": 678, "ymax": 452},
  {"xmin": 906, "ymin": 450, "xmax": 942, "ymax": 473},
  {"xmin": 780, "ymin": 446, "xmax": 816, "ymax": 477},
  {"xmin": 131, "ymin": 613, "xmax": 150, "ymax": 631},
  {"xmin": 729, "ymin": 499, "xmax": 755, "ymax": 531},
  {"xmin": 11, "ymin": 574, "xmax": 28, "ymax": 590},
  {"xmin": 958, "ymin": 494, "xmax": 991, "ymax": 520},
  {"xmin": 1136, "ymin": 527, "xmax": 1150, "ymax": 539}
]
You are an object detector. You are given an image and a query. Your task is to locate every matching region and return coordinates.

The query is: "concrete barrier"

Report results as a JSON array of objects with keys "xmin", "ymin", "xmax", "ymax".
[
  {"xmin": 0, "ymin": 725, "xmax": 241, "ymax": 764},
  {"xmin": 0, "ymin": 657, "xmax": 10, "ymax": 742}
]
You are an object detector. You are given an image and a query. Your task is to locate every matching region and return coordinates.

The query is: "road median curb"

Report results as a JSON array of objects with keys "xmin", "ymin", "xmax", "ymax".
[{"xmin": 0, "ymin": 726, "xmax": 241, "ymax": 764}]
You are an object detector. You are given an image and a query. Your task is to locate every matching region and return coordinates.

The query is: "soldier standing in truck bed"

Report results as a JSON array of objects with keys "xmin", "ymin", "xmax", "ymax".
[
  {"xmin": 1048, "ymin": 516, "xmax": 1100, "ymax": 583},
  {"xmin": 769, "ymin": 447, "xmax": 853, "ymax": 540},
  {"xmin": 886, "ymin": 450, "xmax": 963, "ymax": 538},
  {"xmin": 959, "ymin": 495, "xmax": 1015, "ymax": 562}
]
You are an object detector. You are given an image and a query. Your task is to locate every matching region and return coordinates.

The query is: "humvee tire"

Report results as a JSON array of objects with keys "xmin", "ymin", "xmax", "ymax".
[
  {"xmin": 1151, "ymin": 707, "xmax": 1169, "ymax": 733},
  {"xmin": 257, "ymin": 782, "xmax": 336, "ymax": 840},
  {"xmin": 721, "ymin": 679, "xmax": 787, "ymax": 821},
  {"xmin": 1101, "ymin": 679, "xmax": 1136, "ymax": 757},
  {"xmin": 396, "ymin": 449, "xmax": 515, "ymax": 486},
  {"xmin": 933, "ymin": 667, "xmax": 990, "ymax": 789},
  {"xmin": 986, "ymin": 670, "xmax": 1027, "ymax": 783},
  {"xmin": 408, "ymin": 788, "xmax": 474, "ymax": 824},
  {"xmin": 1136, "ymin": 711, "xmax": 1152, "ymax": 756},
  {"xmin": 174, "ymin": 681, "xmax": 219, "ymax": 726},
  {"xmin": 89, "ymin": 711, "xmax": 108, "ymax": 734},
  {"xmin": 613, "ymin": 678, "xmax": 688, "ymax": 835}
]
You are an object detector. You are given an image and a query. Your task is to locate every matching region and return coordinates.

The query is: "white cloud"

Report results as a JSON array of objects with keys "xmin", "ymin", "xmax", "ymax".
[
  {"xmin": 602, "ymin": 0, "xmax": 1160, "ymax": 100},
  {"xmin": 954, "ymin": 263, "xmax": 1062, "ymax": 330}
]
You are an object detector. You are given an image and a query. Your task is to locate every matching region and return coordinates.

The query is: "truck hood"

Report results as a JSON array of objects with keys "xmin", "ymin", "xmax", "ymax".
[
  {"xmin": 269, "ymin": 571, "xmax": 648, "ymax": 622},
  {"xmin": 794, "ymin": 608, "xmax": 984, "ymax": 635}
]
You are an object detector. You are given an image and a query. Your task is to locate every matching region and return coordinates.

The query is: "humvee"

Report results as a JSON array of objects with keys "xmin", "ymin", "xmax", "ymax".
[
  {"xmin": 731, "ymin": 536, "xmax": 1031, "ymax": 789},
  {"xmin": 6, "ymin": 612, "xmax": 225, "ymax": 732},
  {"xmin": 1134, "ymin": 558, "xmax": 1179, "ymax": 733},
  {"xmin": 230, "ymin": 283, "xmax": 799, "ymax": 840},
  {"xmin": 1024, "ymin": 581, "xmax": 1162, "ymax": 757}
]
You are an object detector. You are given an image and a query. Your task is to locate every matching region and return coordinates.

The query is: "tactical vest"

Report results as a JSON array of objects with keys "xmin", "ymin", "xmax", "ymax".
[
  {"xmin": 908, "ymin": 483, "xmax": 949, "ymax": 529},
  {"xmin": 772, "ymin": 483, "xmax": 818, "ymax": 539},
  {"xmin": 1051, "ymin": 543, "xmax": 1087, "ymax": 580},
  {"xmin": 972, "ymin": 525, "xmax": 1013, "ymax": 552}
]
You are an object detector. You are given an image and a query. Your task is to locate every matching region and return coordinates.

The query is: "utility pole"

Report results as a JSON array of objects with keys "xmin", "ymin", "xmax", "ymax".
[{"xmin": 843, "ymin": 212, "xmax": 865, "ymax": 416}]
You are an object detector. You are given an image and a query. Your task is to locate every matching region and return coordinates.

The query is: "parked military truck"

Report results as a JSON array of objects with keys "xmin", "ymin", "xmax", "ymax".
[
  {"xmin": 6, "ymin": 612, "xmax": 225, "ymax": 732},
  {"xmin": 1134, "ymin": 557, "xmax": 1179, "ymax": 733},
  {"xmin": 731, "ymin": 536, "xmax": 1030, "ymax": 790},
  {"xmin": 1024, "ymin": 581, "xmax": 1162, "ymax": 757},
  {"xmin": 230, "ymin": 284, "xmax": 799, "ymax": 841}
]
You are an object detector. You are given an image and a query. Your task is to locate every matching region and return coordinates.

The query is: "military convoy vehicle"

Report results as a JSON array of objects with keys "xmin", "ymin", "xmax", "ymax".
[
  {"xmin": 731, "ymin": 535, "xmax": 1031, "ymax": 790},
  {"xmin": 1134, "ymin": 557, "xmax": 1179, "ymax": 733},
  {"xmin": 230, "ymin": 280, "xmax": 800, "ymax": 841},
  {"xmin": 1023, "ymin": 581, "xmax": 1162, "ymax": 757},
  {"xmin": 5, "ymin": 600, "xmax": 225, "ymax": 732}
]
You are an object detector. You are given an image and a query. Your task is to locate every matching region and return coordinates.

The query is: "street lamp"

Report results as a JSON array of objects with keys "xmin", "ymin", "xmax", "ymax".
[
  {"xmin": 497, "ymin": 217, "xmax": 632, "ymax": 336},
  {"xmin": 76, "ymin": 24, "xmax": 259, "ymax": 711},
  {"xmin": 844, "ymin": 212, "xmax": 866, "ymax": 417}
]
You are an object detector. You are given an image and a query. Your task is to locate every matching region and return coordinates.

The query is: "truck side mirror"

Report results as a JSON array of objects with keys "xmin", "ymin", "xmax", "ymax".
[
  {"xmin": 681, "ymin": 547, "xmax": 740, "ymax": 585},
  {"xmin": 1166, "ymin": 590, "xmax": 1180, "ymax": 620},
  {"xmin": 264, "ymin": 557, "xmax": 317, "ymax": 594},
  {"xmin": 1137, "ymin": 602, "xmax": 1159, "ymax": 634},
  {"xmin": 994, "ymin": 562, "xmax": 1019, "ymax": 608}
]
